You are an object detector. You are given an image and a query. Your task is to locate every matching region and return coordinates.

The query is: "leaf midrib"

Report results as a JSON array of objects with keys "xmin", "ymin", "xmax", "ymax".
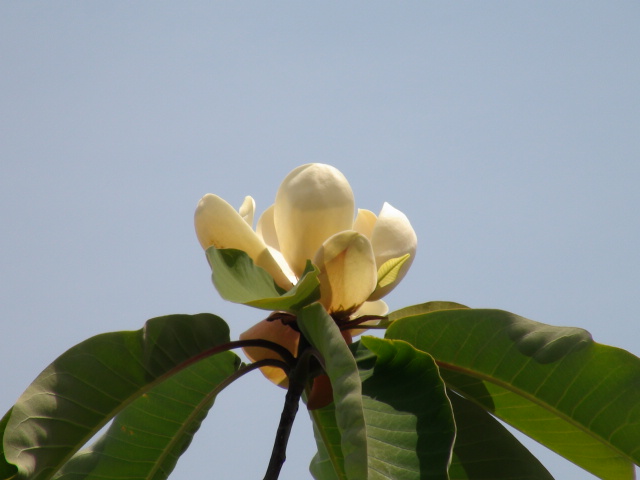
[{"xmin": 437, "ymin": 360, "xmax": 633, "ymax": 464}]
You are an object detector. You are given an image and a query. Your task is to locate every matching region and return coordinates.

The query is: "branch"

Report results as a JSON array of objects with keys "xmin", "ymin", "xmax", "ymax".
[{"xmin": 262, "ymin": 335, "xmax": 314, "ymax": 480}]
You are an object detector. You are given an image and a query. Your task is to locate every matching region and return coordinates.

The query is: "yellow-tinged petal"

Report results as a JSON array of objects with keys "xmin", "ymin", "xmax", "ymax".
[
  {"xmin": 275, "ymin": 164, "xmax": 355, "ymax": 277},
  {"xmin": 256, "ymin": 204, "xmax": 279, "ymax": 250},
  {"xmin": 238, "ymin": 196, "xmax": 255, "ymax": 226},
  {"xmin": 355, "ymin": 298, "xmax": 389, "ymax": 317},
  {"xmin": 313, "ymin": 231, "xmax": 377, "ymax": 315},
  {"xmin": 266, "ymin": 246, "xmax": 297, "ymax": 285},
  {"xmin": 353, "ymin": 208, "xmax": 377, "ymax": 239},
  {"xmin": 368, "ymin": 202, "xmax": 417, "ymax": 300},
  {"xmin": 240, "ymin": 320, "xmax": 300, "ymax": 387},
  {"xmin": 349, "ymin": 299, "xmax": 389, "ymax": 336},
  {"xmin": 194, "ymin": 194, "xmax": 293, "ymax": 290}
]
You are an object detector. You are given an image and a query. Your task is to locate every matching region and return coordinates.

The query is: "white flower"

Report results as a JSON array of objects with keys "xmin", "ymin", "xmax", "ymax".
[
  {"xmin": 195, "ymin": 163, "xmax": 417, "ymax": 387},
  {"xmin": 195, "ymin": 163, "xmax": 417, "ymax": 317}
]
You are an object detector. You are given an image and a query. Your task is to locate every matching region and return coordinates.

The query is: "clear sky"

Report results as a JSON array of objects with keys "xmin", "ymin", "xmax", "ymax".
[{"xmin": 1, "ymin": 3, "xmax": 638, "ymax": 479}]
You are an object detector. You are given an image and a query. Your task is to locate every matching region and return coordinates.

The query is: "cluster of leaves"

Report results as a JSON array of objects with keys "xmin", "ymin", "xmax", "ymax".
[{"xmin": 1, "ymin": 249, "xmax": 639, "ymax": 479}]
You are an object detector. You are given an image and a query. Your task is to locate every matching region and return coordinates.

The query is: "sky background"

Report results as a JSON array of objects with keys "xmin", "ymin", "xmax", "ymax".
[{"xmin": 1, "ymin": 2, "xmax": 638, "ymax": 479}]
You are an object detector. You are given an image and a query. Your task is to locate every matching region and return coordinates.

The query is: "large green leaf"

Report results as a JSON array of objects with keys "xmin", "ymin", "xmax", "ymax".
[
  {"xmin": 358, "ymin": 337, "xmax": 455, "ymax": 479},
  {"xmin": 310, "ymin": 334, "xmax": 556, "ymax": 480},
  {"xmin": 388, "ymin": 301, "xmax": 469, "ymax": 322},
  {"xmin": 310, "ymin": 405, "xmax": 345, "ymax": 480},
  {"xmin": 387, "ymin": 308, "xmax": 640, "ymax": 480},
  {"xmin": 298, "ymin": 303, "xmax": 368, "ymax": 480},
  {"xmin": 2, "ymin": 314, "xmax": 241, "ymax": 480},
  {"xmin": 53, "ymin": 353, "xmax": 238, "ymax": 479},
  {"xmin": 447, "ymin": 390, "xmax": 553, "ymax": 480},
  {"xmin": 0, "ymin": 411, "xmax": 17, "ymax": 480},
  {"xmin": 378, "ymin": 301, "xmax": 469, "ymax": 329},
  {"xmin": 206, "ymin": 246, "xmax": 320, "ymax": 311},
  {"xmin": 311, "ymin": 336, "xmax": 456, "ymax": 480}
]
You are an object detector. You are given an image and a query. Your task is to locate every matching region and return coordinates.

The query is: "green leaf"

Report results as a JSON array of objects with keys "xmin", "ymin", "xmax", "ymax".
[
  {"xmin": 3, "ymin": 314, "xmax": 241, "ymax": 480},
  {"xmin": 447, "ymin": 390, "xmax": 554, "ymax": 480},
  {"xmin": 206, "ymin": 246, "xmax": 320, "ymax": 312},
  {"xmin": 376, "ymin": 254, "xmax": 410, "ymax": 289},
  {"xmin": 311, "ymin": 340, "xmax": 557, "ymax": 480},
  {"xmin": 53, "ymin": 356, "xmax": 240, "ymax": 480},
  {"xmin": 387, "ymin": 309, "xmax": 640, "ymax": 480},
  {"xmin": 310, "ymin": 405, "xmax": 346, "ymax": 480},
  {"xmin": 298, "ymin": 303, "xmax": 368, "ymax": 480},
  {"xmin": 372, "ymin": 301, "xmax": 469, "ymax": 330},
  {"xmin": 359, "ymin": 337, "xmax": 455, "ymax": 479},
  {"xmin": 311, "ymin": 337, "xmax": 456, "ymax": 480},
  {"xmin": 0, "ymin": 410, "xmax": 18, "ymax": 480},
  {"xmin": 388, "ymin": 300, "xmax": 469, "ymax": 322}
]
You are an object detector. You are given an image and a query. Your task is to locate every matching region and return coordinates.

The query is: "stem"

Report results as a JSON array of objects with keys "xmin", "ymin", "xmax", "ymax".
[
  {"xmin": 163, "ymin": 338, "xmax": 296, "ymax": 381},
  {"xmin": 339, "ymin": 314, "xmax": 388, "ymax": 331},
  {"xmin": 262, "ymin": 335, "xmax": 313, "ymax": 480}
]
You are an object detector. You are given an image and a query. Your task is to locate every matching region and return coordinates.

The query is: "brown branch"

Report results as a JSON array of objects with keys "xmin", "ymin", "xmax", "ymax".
[{"xmin": 262, "ymin": 335, "xmax": 313, "ymax": 480}]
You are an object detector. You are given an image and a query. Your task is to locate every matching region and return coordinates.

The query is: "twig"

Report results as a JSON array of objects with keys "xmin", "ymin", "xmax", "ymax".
[{"xmin": 262, "ymin": 335, "xmax": 313, "ymax": 480}]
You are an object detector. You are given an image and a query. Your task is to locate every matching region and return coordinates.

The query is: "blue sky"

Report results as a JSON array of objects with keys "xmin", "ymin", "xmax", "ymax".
[{"xmin": 1, "ymin": 3, "xmax": 638, "ymax": 479}]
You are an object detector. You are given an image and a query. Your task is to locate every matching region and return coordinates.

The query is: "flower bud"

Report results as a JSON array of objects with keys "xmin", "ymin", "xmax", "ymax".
[{"xmin": 274, "ymin": 164, "xmax": 355, "ymax": 277}]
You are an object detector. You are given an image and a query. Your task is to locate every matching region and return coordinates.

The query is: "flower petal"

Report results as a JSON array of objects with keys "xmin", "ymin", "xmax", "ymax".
[
  {"xmin": 348, "ymin": 299, "xmax": 389, "ymax": 336},
  {"xmin": 266, "ymin": 246, "xmax": 298, "ymax": 285},
  {"xmin": 256, "ymin": 204, "xmax": 280, "ymax": 250},
  {"xmin": 353, "ymin": 208, "xmax": 377, "ymax": 239},
  {"xmin": 238, "ymin": 196, "xmax": 255, "ymax": 226},
  {"xmin": 368, "ymin": 202, "xmax": 417, "ymax": 300},
  {"xmin": 313, "ymin": 231, "xmax": 377, "ymax": 315},
  {"xmin": 240, "ymin": 319, "xmax": 300, "ymax": 387},
  {"xmin": 194, "ymin": 194, "xmax": 292, "ymax": 290},
  {"xmin": 355, "ymin": 299, "xmax": 389, "ymax": 317},
  {"xmin": 275, "ymin": 164, "xmax": 355, "ymax": 277}
]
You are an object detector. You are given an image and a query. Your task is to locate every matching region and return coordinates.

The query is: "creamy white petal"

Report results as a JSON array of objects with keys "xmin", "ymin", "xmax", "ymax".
[
  {"xmin": 194, "ymin": 194, "xmax": 293, "ymax": 290},
  {"xmin": 349, "ymin": 299, "xmax": 389, "ymax": 336},
  {"xmin": 238, "ymin": 196, "xmax": 255, "ymax": 227},
  {"xmin": 369, "ymin": 202, "xmax": 417, "ymax": 300},
  {"xmin": 256, "ymin": 204, "xmax": 280, "ymax": 250},
  {"xmin": 313, "ymin": 231, "xmax": 377, "ymax": 315},
  {"xmin": 266, "ymin": 246, "xmax": 297, "ymax": 285},
  {"xmin": 355, "ymin": 299, "xmax": 389, "ymax": 317},
  {"xmin": 353, "ymin": 208, "xmax": 377, "ymax": 239},
  {"xmin": 275, "ymin": 164, "xmax": 355, "ymax": 277}
]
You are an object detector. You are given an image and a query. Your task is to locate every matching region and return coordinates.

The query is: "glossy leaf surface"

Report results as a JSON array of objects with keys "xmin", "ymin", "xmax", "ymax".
[
  {"xmin": 448, "ymin": 390, "xmax": 553, "ymax": 479},
  {"xmin": 311, "ymin": 336, "xmax": 455, "ymax": 480},
  {"xmin": 387, "ymin": 308, "xmax": 640, "ymax": 479},
  {"xmin": 2, "ymin": 314, "xmax": 240, "ymax": 480}
]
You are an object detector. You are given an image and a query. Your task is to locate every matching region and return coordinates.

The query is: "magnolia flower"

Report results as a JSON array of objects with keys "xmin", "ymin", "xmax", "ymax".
[{"xmin": 195, "ymin": 163, "xmax": 417, "ymax": 389}]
